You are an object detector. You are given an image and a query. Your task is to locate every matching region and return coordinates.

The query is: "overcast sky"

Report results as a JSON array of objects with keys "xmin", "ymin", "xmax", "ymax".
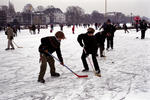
[{"xmin": 0, "ymin": 0, "xmax": 150, "ymax": 18}]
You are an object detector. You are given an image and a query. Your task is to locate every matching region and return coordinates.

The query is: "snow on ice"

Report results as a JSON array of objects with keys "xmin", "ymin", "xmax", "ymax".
[{"xmin": 0, "ymin": 26, "xmax": 150, "ymax": 100}]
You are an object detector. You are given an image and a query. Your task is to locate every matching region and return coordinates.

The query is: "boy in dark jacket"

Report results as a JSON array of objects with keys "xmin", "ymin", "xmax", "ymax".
[
  {"xmin": 38, "ymin": 31, "xmax": 65, "ymax": 83},
  {"xmin": 77, "ymin": 28, "xmax": 100, "ymax": 74},
  {"xmin": 95, "ymin": 31, "xmax": 106, "ymax": 57}
]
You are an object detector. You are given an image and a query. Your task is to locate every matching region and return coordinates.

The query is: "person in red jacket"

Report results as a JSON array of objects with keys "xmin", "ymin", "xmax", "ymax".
[
  {"xmin": 38, "ymin": 31, "xmax": 65, "ymax": 83},
  {"xmin": 72, "ymin": 25, "xmax": 75, "ymax": 34}
]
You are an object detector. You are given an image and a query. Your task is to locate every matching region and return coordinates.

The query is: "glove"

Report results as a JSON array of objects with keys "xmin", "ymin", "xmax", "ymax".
[
  {"xmin": 44, "ymin": 49, "xmax": 48, "ymax": 53},
  {"xmin": 60, "ymin": 62, "xmax": 64, "ymax": 66}
]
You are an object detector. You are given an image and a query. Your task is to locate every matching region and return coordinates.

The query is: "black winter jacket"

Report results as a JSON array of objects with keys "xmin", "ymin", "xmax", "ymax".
[
  {"xmin": 140, "ymin": 22, "xmax": 147, "ymax": 31},
  {"xmin": 95, "ymin": 31, "xmax": 106, "ymax": 46},
  {"xmin": 103, "ymin": 24, "xmax": 116, "ymax": 37},
  {"xmin": 39, "ymin": 36, "xmax": 63, "ymax": 62},
  {"xmin": 77, "ymin": 33, "xmax": 98, "ymax": 54}
]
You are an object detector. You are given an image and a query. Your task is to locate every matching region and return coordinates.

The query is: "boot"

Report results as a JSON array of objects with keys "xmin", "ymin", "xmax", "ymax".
[
  {"xmin": 51, "ymin": 72, "xmax": 60, "ymax": 77},
  {"xmin": 5, "ymin": 48, "xmax": 10, "ymax": 50},
  {"xmin": 38, "ymin": 79, "xmax": 45, "ymax": 83},
  {"xmin": 82, "ymin": 69, "xmax": 89, "ymax": 72}
]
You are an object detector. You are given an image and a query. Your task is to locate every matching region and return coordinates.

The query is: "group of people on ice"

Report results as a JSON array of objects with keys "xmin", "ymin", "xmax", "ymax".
[
  {"xmin": 124, "ymin": 19, "xmax": 148, "ymax": 39},
  {"xmin": 37, "ymin": 19, "xmax": 118, "ymax": 83},
  {"xmin": 4, "ymin": 18, "xmax": 149, "ymax": 83}
]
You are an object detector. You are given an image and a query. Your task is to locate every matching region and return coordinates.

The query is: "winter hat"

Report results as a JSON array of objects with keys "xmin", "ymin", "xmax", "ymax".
[
  {"xmin": 87, "ymin": 27, "xmax": 95, "ymax": 34},
  {"xmin": 55, "ymin": 31, "xmax": 65, "ymax": 39}
]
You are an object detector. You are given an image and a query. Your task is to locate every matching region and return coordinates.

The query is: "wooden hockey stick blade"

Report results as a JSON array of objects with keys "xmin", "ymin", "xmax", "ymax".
[
  {"xmin": 75, "ymin": 74, "xmax": 88, "ymax": 78},
  {"xmin": 18, "ymin": 47, "xmax": 23, "ymax": 48}
]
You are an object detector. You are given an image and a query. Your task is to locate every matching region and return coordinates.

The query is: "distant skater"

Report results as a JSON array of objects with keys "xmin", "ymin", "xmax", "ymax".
[
  {"xmin": 72, "ymin": 25, "xmax": 75, "ymax": 34},
  {"xmin": 5, "ymin": 24, "xmax": 15, "ymax": 50},
  {"xmin": 139, "ymin": 20, "xmax": 148, "ymax": 39},
  {"xmin": 123, "ymin": 23, "xmax": 129, "ymax": 33}
]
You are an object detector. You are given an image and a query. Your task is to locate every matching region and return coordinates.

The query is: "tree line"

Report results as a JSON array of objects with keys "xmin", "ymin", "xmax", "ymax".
[{"xmin": 22, "ymin": 4, "xmax": 137, "ymax": 24}]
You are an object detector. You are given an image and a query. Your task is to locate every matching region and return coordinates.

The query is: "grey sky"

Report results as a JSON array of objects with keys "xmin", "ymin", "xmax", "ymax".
[{"xmin": 1, "ymin": 0, "xmax": 150, "ymax": 18}]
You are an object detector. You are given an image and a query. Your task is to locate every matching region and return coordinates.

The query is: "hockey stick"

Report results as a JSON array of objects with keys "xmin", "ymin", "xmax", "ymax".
[
  {"xmin": 13, "ymin": 41, "xmax": 23, "ymax": 48},
  {"xmin": 47, "ymin": 52, "xmax": 88, "ymax": 78}
]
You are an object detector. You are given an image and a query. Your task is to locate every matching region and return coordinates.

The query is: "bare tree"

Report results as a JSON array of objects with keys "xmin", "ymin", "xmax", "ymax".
[
  {"xmin": 91, "ymin": 10, "xmax": 104, "ymax": 23},
  {"xmin": 82, "ymin": 14, "xmax": 92, "ymax": 24},
  {"xmin": 36, "ymin": 5, "xmax": 45, "ymax": 12},
  {"xmin": 23, "ymin": 4, "xmax": 34, "ymax": 13},
  {"xmin": 43, "ymin": 6, "xmax": 63, "ymax": 24},
  {"xmin": 46, "ymin": 5, "xmax": 55, "ymax": 9},
  {"xmin": 65, "ymin": 6, "xmax": 85, "ymax": 24}
]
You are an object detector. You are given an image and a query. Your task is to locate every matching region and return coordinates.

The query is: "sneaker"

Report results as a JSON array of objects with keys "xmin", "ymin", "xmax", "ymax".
[
  {"xmin": 51, "ymin": 72, "xmax": 60, "ymax": 77},
  {"xmin": 82, "ymin": 69, "xmax": 89, "ymax": 72},
  {"xmin": 95, "ymin": 70, "xmax": 100, "ymax": 74},
  {"xmin": 5, "ymin": 48, "xmax": 10, "ymax": 50},
  {"xmin": 38, "ymin": 79, "xmax": 45, "ymax": 83}
]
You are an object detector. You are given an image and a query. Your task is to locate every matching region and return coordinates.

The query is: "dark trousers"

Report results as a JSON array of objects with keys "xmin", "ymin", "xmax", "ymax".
[
  {"xmin": 7, "ymin": 39, "xmax": 14, "ymax": 49},
  {"xmin": 99, "ymin": 44, "xmax": 105, "ymax": 56},
  {"xmin": 124, "ymin": 29, "xmax": 129, "ymax": 33},
  {"xmin": 107, "ymin": 36, "xmax": 113, "ymax": 49},
  {"xmin": 141, "ymin": 30, "xmax": 146, "ymax": 39},
  {"xmin": 38, "ymin": 54, "xmax": 55, "ymax": 80},
  {"xmin": 96, "ymin": 44, "xmax": 105, "ymax": 56},
  {"xmin": 81, "ymin": 50, "xmax": 100, "ymax": 71}
]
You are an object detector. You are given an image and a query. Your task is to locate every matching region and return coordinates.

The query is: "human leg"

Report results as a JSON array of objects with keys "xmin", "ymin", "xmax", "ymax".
[
  {"xmin": 91, "ymin": 54, "xmax": 100, "ymax": 73},
  {"xmin": 38, "ymin": 55, "xmax": 47, "ymax": 83},
  {"xmin": 81, "ymin": 51, "xmax": 89, "ymax": 71},
  {"xmin": 10, "ymin": 39, "xmax": 14, "ymax": 49},
  {"xmin": 47, "ymin": 55, "xmax": 60, "ymax": 77}
]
